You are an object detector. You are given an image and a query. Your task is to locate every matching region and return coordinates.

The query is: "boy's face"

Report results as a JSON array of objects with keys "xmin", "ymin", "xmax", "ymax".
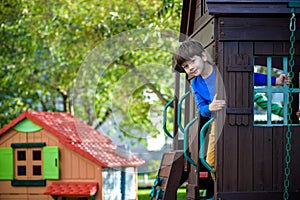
[{"xmin": 181, "ymin": 53, "xmax": 207, "ymax": 77}]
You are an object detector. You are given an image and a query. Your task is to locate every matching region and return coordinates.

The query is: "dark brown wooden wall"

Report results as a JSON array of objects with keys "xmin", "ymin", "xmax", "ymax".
[
  {"xmin": 179, "ymin": 1, "xmax": 300, "ymax": 198},
  {"xmin": 214, "ymin": 17, "xmax": 300, "ymax": 199},
  {"xmin": 181, "ymin": 0, "xmax": 300, "ymax": 200}
]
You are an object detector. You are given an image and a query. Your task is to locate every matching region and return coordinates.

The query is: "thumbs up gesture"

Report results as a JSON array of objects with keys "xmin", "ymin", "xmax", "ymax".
[{"xmin": 209, "ymin": 94, "xmax": 226, "ymax": 112}]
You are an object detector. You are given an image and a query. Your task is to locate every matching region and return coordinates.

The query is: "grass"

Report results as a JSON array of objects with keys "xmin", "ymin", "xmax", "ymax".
[{"xmin": 138, "ymin": 188, "xmax": 186, "ymax": 200}]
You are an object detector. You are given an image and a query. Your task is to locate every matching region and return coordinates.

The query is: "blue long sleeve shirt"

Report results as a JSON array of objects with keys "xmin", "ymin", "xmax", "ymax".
[
  {"xmin": 254, "ymin": 73, "xmax": 276, "ymax": 86},
  {"xmin": 191, "ymin": 71, "xmax": 273, "ymax": 118},
  {"xmin": 191, "ymin": 67, "xmax": 216, "ymax": 118}
]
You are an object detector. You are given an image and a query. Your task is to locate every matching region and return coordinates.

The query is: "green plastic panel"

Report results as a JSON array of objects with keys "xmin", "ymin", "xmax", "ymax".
[
  {"xmin": 43, "ymin": 146, "xmax": 59, "ymax": 179},
  {"xmin": 13, "ymin": 118, "xmax": 43, "ymax": 132},
  {"xmin": 0, "ymin": 148, "xmax": 13, "ymax": 180}
]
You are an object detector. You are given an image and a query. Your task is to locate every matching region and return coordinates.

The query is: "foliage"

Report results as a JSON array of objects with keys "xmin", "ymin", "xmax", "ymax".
[
  {"xmin": 138, "ymin": 188, "xmax": 186, "ymax": 200},
  {"xmin": 0, "ymin": 0, "xmax": 182, "ymax": 143}
]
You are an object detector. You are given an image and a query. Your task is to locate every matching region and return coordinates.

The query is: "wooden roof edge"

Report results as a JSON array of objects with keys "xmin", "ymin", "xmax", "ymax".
[{"xmin": 206, "ymin": 0, "xmax": 300, "ymax": 15}]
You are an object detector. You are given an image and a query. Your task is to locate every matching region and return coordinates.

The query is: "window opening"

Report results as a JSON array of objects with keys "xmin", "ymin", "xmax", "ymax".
[
  {"xmin": 254, "ymin": 56, "xmax": 300, "ymax": 126},
  {"xmin": 17, "ymin": 150, "xmax": 26, "ymax": 161}
]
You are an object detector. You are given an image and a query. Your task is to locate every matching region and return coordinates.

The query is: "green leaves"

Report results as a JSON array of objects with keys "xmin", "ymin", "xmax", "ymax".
[{"xmin": 1, "ymin": 0, "xmax": 182, "ymax": 144}]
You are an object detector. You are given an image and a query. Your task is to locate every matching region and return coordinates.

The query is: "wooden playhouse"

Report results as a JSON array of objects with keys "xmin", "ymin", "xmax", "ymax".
[
  {"xmin": 0, "ymin": 110, "xmax": 145, "ymax": 200},
  {"xmin": 152, "ymin": 1, "xmax": 300, "ymax": 200}
]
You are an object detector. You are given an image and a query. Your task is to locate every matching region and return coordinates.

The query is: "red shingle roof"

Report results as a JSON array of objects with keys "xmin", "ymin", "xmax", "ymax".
[
  {"xmin": 0, "ymin": 110, "xmax": 145, "ymax": 167},
  {"xmin": 44, "ymin": 182, "xmax": 98, "ymax": 196}
]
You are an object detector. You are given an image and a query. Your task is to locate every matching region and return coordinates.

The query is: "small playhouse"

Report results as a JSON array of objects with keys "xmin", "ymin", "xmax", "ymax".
[
  {"xmin": 152, "ymin": 1, "xmax": 300, "ymax": 200},
  {"xmin": 0, "ymin": 110, "xmax": 145, "ymax": 200}
]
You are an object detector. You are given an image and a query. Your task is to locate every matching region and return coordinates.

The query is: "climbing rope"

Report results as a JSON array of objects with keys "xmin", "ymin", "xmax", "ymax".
[{"xmin": 283, "ymin": 7, "xmax": 296, "ymax": 200}]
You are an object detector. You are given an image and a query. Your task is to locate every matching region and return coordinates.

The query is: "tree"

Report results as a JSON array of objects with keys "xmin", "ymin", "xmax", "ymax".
[{"xmin": 1, "ymin": 0, "xmax": 182, "ymax": 144}]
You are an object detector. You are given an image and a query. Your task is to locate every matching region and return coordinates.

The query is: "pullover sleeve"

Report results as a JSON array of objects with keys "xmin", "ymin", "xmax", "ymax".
[{"xmin": 254, "ymin": 73, "xmax": 276, "ymax": 86}]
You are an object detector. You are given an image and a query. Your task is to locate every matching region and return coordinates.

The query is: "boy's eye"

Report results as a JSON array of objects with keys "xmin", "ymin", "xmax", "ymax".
[{"xmin": 183, "ymin": 64, "xmax": 188, "ymax": 69}]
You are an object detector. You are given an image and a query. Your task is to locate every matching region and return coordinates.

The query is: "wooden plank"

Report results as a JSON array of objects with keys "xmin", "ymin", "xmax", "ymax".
[
  {"xmin": 187, "ymin": 0, "xmax": 197, "ymax": 37},
  {"xmin": 254, "ymin": 42, "xmax": 299, "ymax": 56},
  {"xmin": 215, "ymin": 124, "xmax": 224, "ymax": 192},
  {"xmin": 159, "ymin": 166, "xmax": 171, "ymax": 178},
  {"xmin": 219, "ymin": 17, "xmax": 298, "ymax": 41},
  {"xmin": 192, "ymin": 14, "xmax": 214, "ymax": 48},
  {"xmin": 254, "ymin": 126, "xmax": 273, "ymax": 191},
  {"xmin": 253, "ymin": 126, "xmax": 264, "ymax": 191},
  {"xmin": 206, "ymin": 1, "xmax": 294, "ymax": 15},
  {"xmin": 263, "ymin": 127, "xmax": 273, "ymax": 191},
  {"xmin": 215, "ymin": 41, "xmax": 224, "ymax": 192},
  {"xmin": 225, "ymin": 42, "xmax": 238, "ymax": 125},
  {"xmin": 173, "ymin": 72, "xmax": 180, "ymax": 150},
  {"xmin": 290, "ymin": 126, "xmax": 300, "ymax": 191},
  {"xmin": 272, "ymin": 126, "xmax": 284, "ymax": 191},
  {"xmin": 227, "ymin": 65, "xmax": 252, "ymax": 72},
  {"xmin": 207, "ymin": 0, "xmax": 288, "ymax": 2},
  {"xmin": 179, "ymin": 0, "xmax": 190, "ymax": 41},
  {"xmin": 238, "ymin": 42, "xmax": 253, "ymax": 125},
  {"xmin": 238, "ymin": 125, "xmax": 253, "ymax": 191},
  {"xmin": 236, "ymin": 71, "xmax": 243, "ymax": 125},
  {"xmin": 186, "ymin": 184, "xmax": 199, "ymax": 199},
  {"xmin": 254, "ymin": 43, "xmax": 274, "ymax": 55},
  {"xmin": 161, "ymin": 153, "xmax": 175, "ymax": 166},
  {"xmin": 222, "ymin": 124, "xmax": 238, "ymax": 192},
  {"xmin": 226, "ymin": 108, "xmax": 251, "ymax": 114},
  {"xmin": 217, "ymin": 191, "xmax": 300, "ymax": 200}
]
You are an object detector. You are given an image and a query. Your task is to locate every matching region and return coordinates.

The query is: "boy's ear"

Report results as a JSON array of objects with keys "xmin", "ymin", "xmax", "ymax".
[{"xmin": 201, "ymin": 52, "xmax": 208, "ymax": 62}]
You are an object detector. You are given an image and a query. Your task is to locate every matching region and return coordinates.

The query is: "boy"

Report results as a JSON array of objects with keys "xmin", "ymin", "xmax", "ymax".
[{"xmin": 174, "ymin": 40, "xmax": 225, "ymax": 176}]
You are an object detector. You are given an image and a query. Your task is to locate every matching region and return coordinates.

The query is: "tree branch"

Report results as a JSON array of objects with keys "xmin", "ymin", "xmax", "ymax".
[{"xmin": 116, "ymin": 61, "xmax": 171, "ymax": 106}]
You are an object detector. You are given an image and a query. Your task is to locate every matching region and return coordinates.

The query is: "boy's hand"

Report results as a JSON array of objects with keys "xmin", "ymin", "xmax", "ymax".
[
  {"xmin": 296, "ymin": 110, "xmax": 300, "ymax": 118},
  {"xmin": 276, "ymin": 74, "xmax": 290, "ymax": 86},
  {"xmin": 209, "ymin": 94, "xmax": 226, "ymax": 112}
]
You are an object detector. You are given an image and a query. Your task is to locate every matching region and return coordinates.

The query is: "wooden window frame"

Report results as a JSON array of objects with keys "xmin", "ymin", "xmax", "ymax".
[
  {"xmin": 254, "ymin": 56, "xmax": 300, "ymax": 126},
  {"xmin": 14, "ymin": 147, "xmax": 43, "ymax": 180}
]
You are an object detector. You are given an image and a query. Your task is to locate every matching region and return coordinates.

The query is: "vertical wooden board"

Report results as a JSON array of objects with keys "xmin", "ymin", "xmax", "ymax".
[
  {"xmin": 235, "ymin": 71, "xmax": 243, "ymax": 125},
  {"xmin": 60, "ymin": 147, "xmax": 72, "ymax": 179},
  {"xmin": 222, "ymin": 124, "xmax": 238, "ymax": 192},
  {"xmin": 273, "ymin": 42, "xmax": 284, "ymax": 55},
  {"xmin": 243, "ymin": 71, "xmax": 251, "ymax": 125},
  {"xmin": 290, "ymin": 126, "xmax": 300, "ymax": 191},
  {"xmin": 79, "ymin": 159, "xmax": 87, "ymax": 179},
  {"xmin": 71, "ymin": 152, "xmax": 80, "ymax": 179},
  {"xmin": 216, "ymin": 129, "xmax": 224, "ymax": 192},
  {"xmin": 27, "ymin": 132, "xmax": 34, "ymax": 142},
  {"xmin": 216, "ymin": 41, "xmax": 224, "ymax": 192},
  {"xmin": 87, "ymin": 162, "xmax": 96, "ymax": 179},
  {"xmin": 187, "ymin": 0, "xmax": 196, "ymax": 36},
  {"xmin": 253, "ymin": 127, "xmax": 264, "ymax": 191},
  {"xmin": 263, "ymin": 127, "xmax": 273, "ymax": 191},
  {"xmin": 173, "ymin": 72, "xmax": 180, "ymax": 150},
  {"xmin": 254, "ymin": 127, "xmax": 273, "ymax": 191},
  {"xmin": 188, "ymin": 117, "xmax": 200, "ymax": 186},
  {"xmin": 16, "ymin": 131, "xmax": 27, "ymax": 143},
  {"xmin": 225, "ymin": 42, "xmax": 238, "ymax": 125},
  {"xmin": 239, "ymin": 42, "xmax": 253, "ymax": 125},
  {"xmin": 238, "ymin": 125, "xmax": 253, "ymax": 192},
  {"xmin": 272, "ymin": 126, "xmax": 284, "ymax": 191},
  {"xmin": 254, "ymin": 42, "xmax": 274, "ymax": 55}
]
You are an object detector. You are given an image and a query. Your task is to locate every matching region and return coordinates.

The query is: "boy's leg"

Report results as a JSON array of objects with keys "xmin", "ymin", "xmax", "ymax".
[{"xmin": 206, "ymin": 120, "xmax": 215, "ymax": 179}]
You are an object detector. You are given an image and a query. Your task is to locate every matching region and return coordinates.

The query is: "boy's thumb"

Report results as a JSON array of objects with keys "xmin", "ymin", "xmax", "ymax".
[{"xmin": 213, "ymin": 94, "xmax": 217, "ymax": 100}]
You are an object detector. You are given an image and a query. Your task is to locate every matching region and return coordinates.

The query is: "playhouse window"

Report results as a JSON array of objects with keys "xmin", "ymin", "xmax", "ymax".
[
  {"xmin": 14, "ymin": 148, "xmax": 43, "ymax": 180},
  {"xmin": 253, "ymin": 56, "xmax": 300, "ymax": 125}
]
